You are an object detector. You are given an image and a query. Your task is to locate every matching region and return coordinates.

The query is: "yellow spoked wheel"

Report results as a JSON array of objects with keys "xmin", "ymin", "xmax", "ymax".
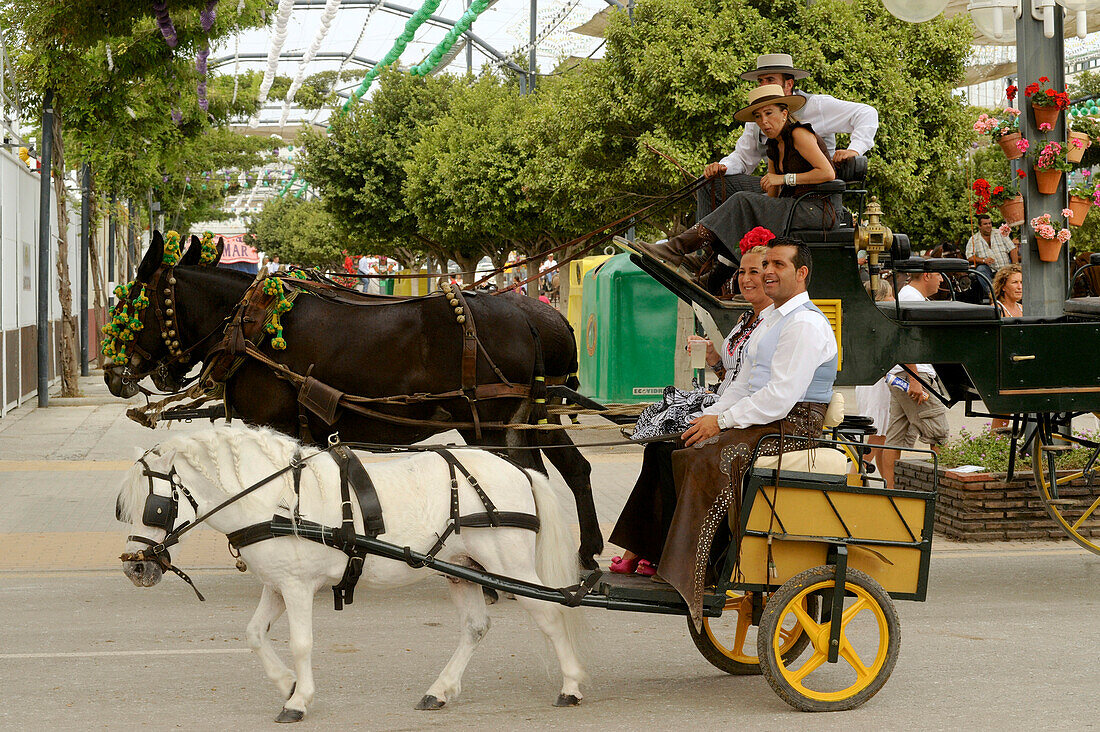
[
  {"xmin": 687, "ymin": 592, "xmax": 817, "ymax": 676},
  {"xmin": 1033, "ymin": 428, "xmax": 1100, "ymax": 555},
  {"xmin": 757, "ymin": 566, "xmax": 899, "ymax": 712}
]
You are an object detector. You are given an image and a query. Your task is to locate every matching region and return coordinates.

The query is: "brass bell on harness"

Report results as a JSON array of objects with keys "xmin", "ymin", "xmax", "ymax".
[
  {"xmin": 454, "ymin": 306, "xmax": 463, "ymax": 315},
  {"xmin": 169, "ymin": 329, "xmax": 176, "ymax": 337},
  {"xmin": 165, "ymin": 298, "xmax": 173, "ymax": 306},
  {"xmin": 168, "ymin": 277, "xmax": 177, "ymax": 285},
  {"xmin": 449, "ymin": 298, "xmax": 459, "ymax": 307},
  {"xmin": 166, "ymin": 308, "xmax": 174, "ymax": 316},
  {"xmin": 161, "ymin": 331, "xmax": 168, "ymax": 339},
  {"xmin": 457, "ymin": 315, "xmax": 466, "ymax": 324},
  {"xmin": 163, "ymin": 288, "xmax": 171, "ymax": 295}
]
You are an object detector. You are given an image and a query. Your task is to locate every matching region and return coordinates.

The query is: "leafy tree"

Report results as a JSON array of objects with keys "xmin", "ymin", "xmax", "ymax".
[
  {"xmin": 297, "ymin": 69, "xmax": 462, "ymax": 264},
  {"xmin": 245, "ymin": 196, "xmax": 349, "ymax": 267}
]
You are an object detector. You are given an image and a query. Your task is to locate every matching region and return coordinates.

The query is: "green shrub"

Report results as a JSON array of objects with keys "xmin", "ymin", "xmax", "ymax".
[{"xmin": 937, "ymin": 426, "xmax": 1098, "ymax": 473}]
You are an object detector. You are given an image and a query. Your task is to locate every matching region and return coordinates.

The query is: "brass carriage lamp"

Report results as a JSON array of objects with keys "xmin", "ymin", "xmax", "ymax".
[{"xmin": 856, "ymin": 196, "xmax": 893, "ymax": 292}]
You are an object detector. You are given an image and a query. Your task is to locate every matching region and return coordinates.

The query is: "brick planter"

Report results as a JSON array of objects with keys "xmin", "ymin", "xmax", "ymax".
[{"xmin": 894, "ymin": 460, "xmax": 1100, "ymax": 542}]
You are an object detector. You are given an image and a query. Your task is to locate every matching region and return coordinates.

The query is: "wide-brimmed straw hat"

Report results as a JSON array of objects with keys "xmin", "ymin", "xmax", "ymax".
[
  {"xmin": 740, "ymin": 53, "xmax": 811, "ymax": 82},
  {"xmin": 734, "ymin": 84, "xmax": 806, "ymax": 123}
]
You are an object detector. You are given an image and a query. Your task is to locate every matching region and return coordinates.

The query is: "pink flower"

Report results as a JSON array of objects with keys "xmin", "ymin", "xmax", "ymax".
[
  {"xmin": 1085, "ymin": 169, "xmax": 1093, "ymax": 177},
  {"xmin": 1017, "ymin": 138, "xmax": 1030, "ymax": 153},
  {"xmin": 1004, "ymin": 107, "xmax": 1021, "ymax": 116},
  {"xmin": 1072, "ymin": 137, "xmax": 1086, "ymax": 148},
  {"xmin": 999, "ymin": 224, "xmax": 1011, "ymax": 236},
  {"xmin": 1038, "ymin": 224, "xmax": 1056, "ymax": 239},
  {"xmin": 1058, "ymin": 228, "xmax": 1072, "ymax": 243},
  {"xmin": 1039, "ymin": 122, "xmax": 1053, "ymax": 131},
  {"xmin": 1062, "ymin": 208, "xmax": 1074, "ymax": 218}
]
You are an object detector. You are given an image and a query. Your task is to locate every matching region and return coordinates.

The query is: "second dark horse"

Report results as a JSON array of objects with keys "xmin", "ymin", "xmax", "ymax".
[{"xmin": 103, "ymin": 233, "xmax": 604, "ymax": 567}]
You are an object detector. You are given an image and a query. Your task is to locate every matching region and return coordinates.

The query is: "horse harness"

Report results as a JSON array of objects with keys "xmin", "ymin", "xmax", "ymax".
[
  {"xmin": 120, "ymin": 441, "xmax": 540, "ymax": 610},
  {"xmin": 194, "ymin": 275, "xmax": 538, "ymax": 442}
]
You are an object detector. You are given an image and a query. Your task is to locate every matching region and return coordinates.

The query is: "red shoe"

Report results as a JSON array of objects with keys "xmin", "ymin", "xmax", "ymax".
[
  {"xmin": 635, "ymin": 559, "xmax": 657, "ymax": 577},
  {"xmin": 609, "ymin": 556, "xmax": 640, "ymax": 574}
]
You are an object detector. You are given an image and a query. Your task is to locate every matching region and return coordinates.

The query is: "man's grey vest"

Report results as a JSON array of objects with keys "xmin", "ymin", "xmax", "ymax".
[{"xmin": 745, "ymin": 298, "xmax": 837, "ymax": 403}]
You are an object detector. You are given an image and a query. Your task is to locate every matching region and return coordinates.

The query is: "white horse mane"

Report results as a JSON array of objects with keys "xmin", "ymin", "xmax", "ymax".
[{"xmin": 117, "ymin": 424, "xmax": 326, "ymax": 519}]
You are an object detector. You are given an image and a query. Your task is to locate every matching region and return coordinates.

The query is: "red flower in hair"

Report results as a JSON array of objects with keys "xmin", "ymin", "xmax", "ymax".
[
  {"xmin": 1006, "ymin": 85, "xmax": 1017, "ymax": 101},
  {"xmin": 739, "ymin": 226, "xmax": 775, "ymax": 253}
]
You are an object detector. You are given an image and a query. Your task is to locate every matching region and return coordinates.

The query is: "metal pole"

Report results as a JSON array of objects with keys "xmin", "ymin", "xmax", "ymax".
[
  {"xmin": 528, "ymin": 0, "xmax": 537, "ymax": 93},
  {"xmin": 465, "ymin": 0, "xmax": 473, "ymax": 74},
  {"xmin": 108, "ymin": 193, "xmax": 116, "ymax": 302},
  {"xmin": 36, "ymin": 89, "xmax": 54, "ymax": 408},
  {"xmin": 80, "ymin": 163, "xmax": 90, "ymax": 376},
  {"xmin": 1017, "ymin": 5, "xmax": 1065, "ymax": 317}
]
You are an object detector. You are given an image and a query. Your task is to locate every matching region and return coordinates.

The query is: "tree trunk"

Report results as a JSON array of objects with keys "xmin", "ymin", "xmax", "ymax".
[
  {"xmin": 51, "ymin": 116, "xmax": 81, "ymax": 397},
  {"xmin": 88, "ymin": 194, "xmax": 107, "ymax": 369},
  {"xmin": 452, "ymin": 253, "xmax": 482, "ymax": 289}
]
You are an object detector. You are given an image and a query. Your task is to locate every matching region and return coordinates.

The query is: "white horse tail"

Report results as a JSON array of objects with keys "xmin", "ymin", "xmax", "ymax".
[{"xmin": 528, "ymin": 469, "xmax": 587, "ymax": 652}]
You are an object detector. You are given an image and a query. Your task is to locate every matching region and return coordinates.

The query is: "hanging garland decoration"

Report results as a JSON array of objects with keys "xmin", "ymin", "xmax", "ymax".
[
  {"xmin": 152, "ymin": 0, "xmax": 179, "ymax": 47},
  {"xmin": 339, "ymin": 0, "xmax": 444, "ymax": 114},
  {"xmin": 199, "ymin": 231, "xmax": 219, "ymax": 264},
  {"xmin": 310, "ymin": 0, "xmax": 387, "ymax": 124},
  {"xmin": 261, "ymin": 277, "xmax": 295, "ymax": 350},
  {"xmin": 250, "ymin": 0, "xmax": 297, "ymax": 128},
  {"xmin": 163, "ymin": 230, "xmax": 183, "ymax": 265},
  {"xmin": 196, "ymin": 0, "xmax": 218, "ymax": 112},
  {"xmin": 491, "ymin": 0, "xmax": 583, "ymax": 71},
  {"xmin": 280, "ymin": 0, "xmax": 343, "ymax": 127},
  {"xmin": 101, "ymin": 283, "xmax": 150, "ymax": 365},
  {"xmin": 409, "ymin": 0, "xmax": 490, "ymax": 77}
]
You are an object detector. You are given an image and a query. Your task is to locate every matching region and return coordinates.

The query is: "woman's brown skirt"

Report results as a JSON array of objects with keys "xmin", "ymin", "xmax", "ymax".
[{"xmin": 609, "ymin": 401, "xmax": 827, "ymax": 628}]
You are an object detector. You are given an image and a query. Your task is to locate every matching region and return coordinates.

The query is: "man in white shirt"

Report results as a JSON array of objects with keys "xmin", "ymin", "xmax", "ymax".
[
  {"xmin": 610, "ymin": 237, "xmax": 838, "ymax": 627},
  {"xmin": 685, "ymin": 238, "xmax": 839, "ymax": 445},
  {"xmin": 697, "ymin": 54, "xmax": 879, "ymax": 220},
  {"xmin": 965, "ymin": 213, "xmax": 1019, "ymax": 290},
  {"xmin": 266, "ymin": 256, "xmax": 281, "ymax": 275},
  {"xmin": 878, "ymin": 271, "xmax": 951, "ymax": 489}
]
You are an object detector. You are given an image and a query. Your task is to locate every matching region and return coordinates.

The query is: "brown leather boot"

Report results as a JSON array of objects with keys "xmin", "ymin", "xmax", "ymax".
[{"xmin": 634, "ymin": 225, "xmax": 717, "ymax": 267}]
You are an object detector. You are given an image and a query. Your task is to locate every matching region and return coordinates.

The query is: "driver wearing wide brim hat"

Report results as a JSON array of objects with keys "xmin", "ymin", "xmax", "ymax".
[{"xmin": 739, "ymin": 53, "xmax": 811, "ymax": 82}]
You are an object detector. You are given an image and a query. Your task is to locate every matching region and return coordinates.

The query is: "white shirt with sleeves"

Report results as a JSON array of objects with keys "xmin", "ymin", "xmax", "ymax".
[
  {"xmin": 888, "ymin": 285, "xmax": 937, "ymax": 379},
  {"xmin": 700, "ymin": 291, "xmax": 838, "ymax": 430},
  {"xmin": 719, "ymin": 91, "xmax": 880, "ymax": 175}
]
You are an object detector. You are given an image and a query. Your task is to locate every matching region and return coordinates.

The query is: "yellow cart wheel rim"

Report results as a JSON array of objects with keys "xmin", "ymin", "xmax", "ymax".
[
  {"xmin": 705, "ymin": 593, "xmax": 804, "ymax": 665},
  {"xmin": 772, "ymin": 580, "xmax": 889, "ymax": 702},
  {"xmin": 1034, "ymin": 437, "xmax": 1100, "ymax": 554}
]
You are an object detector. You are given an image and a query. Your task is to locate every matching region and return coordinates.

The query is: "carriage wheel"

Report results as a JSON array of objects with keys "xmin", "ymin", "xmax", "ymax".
[
  {"xmin": 1032, "ymin": 419, "xmax": 1100, "ymax": 555},
  {"xmin": 687, "ymin": 592, "xmax": 817, "ymax": 675},
  {"xmin": 757, "ymin": 566, "xmax": 899, "ymax": 712}
]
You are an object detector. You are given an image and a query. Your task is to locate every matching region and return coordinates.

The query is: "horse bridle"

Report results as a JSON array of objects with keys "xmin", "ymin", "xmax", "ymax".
[
  {"xmin": 118, "ymin": 448, "xmax": 318, "ymax": 601},
  {"xmin": 113, "ymin": 265, "xmax": 231, "ymax": 394},
  {"xmin": 118, "ymin": 451, "xmax": 205, "ymax": 599}
]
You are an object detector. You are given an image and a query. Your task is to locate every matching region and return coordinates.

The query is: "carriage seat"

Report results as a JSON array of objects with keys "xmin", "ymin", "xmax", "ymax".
[
  {"xmin": 876, "ymin": 300, "xmax": 998, "ymax": 322},
  {"xmin": 1064, "ymin": 297, "xmax": 1100, "ymax": 317},
  {"xmin": 892, "ymin": 257, "xmax": 970, "ymax": 273},
  {"xmin": 752, "ymin": 447, "xmax": 850, "ymax": 475}
]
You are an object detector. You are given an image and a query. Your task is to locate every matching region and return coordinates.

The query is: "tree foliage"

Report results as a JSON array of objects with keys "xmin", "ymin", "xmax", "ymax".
[{"xmin": 245, "ymin": 196, "xmax": 348, "ymax": 267}]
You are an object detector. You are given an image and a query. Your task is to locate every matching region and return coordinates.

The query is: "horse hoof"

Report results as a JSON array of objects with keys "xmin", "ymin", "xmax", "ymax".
[
  {"xmin": 275, "ymin": 707, "xmax": 305, "ymax": 723},
  {"xmin": 286, "ymin": 682, "xmax": 296, "ymax": 700},
  {"xmin": 554, "ymin": 694, "xmax": 581, "ymax": 707},
  {"xmin": 482, "ymin": 588, "xmax": 499, "ymax": 605},
  {"xmin": 415, "ymin": 694, "xmax": 446, "ymax": 711}
]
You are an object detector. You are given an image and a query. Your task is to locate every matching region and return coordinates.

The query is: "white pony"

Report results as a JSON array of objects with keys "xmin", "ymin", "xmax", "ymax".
[{"xmin": 117, "ymin": 424, "xmax": 585, "ymax": 722}]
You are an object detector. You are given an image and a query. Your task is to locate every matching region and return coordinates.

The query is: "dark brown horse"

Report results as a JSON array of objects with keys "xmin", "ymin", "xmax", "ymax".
[{"xmin": 104, "ymin": 233, "xmax": 603, "ymax": 567}]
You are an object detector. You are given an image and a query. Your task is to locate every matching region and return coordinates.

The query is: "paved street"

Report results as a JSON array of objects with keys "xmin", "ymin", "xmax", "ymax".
[{"xmin": 1, "ymin": 374, "xmax": 1098, "ymax": 729}]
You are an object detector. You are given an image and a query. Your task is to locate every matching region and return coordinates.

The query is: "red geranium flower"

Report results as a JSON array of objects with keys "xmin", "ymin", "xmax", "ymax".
[
  {"xmin": 1006, "ymin": 85, "xmax": 1017, "ymax": 101},
  {"xmin": 1025, "ymin": 82, "xmax": 1040, "ymax": 97},
  {"xmin": 992, "ymin": 186, "xmax": 1004, "ymax": 195},
  {"xmin": 1039, "ymin": 75, "xmax": 1049, "ymax": 83},
  {"xmin": 1046, "ymin": 88, "xmax": 1056, "ymax": 96},
  {"xmin": 1018, "ymin": 169, "xmax": 1027, "ymax": 178}
]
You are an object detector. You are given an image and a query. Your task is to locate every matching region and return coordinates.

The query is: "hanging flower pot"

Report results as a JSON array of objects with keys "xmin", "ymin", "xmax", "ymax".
[
  {"xmin": 1034, "ymin": 167, "xmax": 1063, "ymax": 194},
  {"xmin": 1032, "ymin": 103, "xmax": 1061, "ymax": 129},
  {"xmin": 1034, "ymin": 236, "xmax": 1063, "ymax": 262},
  {"xmin": 997, "ymin": 132, "xmax": 1025, "ymax": 160},
  {"xmin": 1068, "ymin": 131, "xmax": 1092, "ymax": 163},
  {"xmin": 999, "ymin": 195, "xmax": 1025, "ymax": 226},
  {"xmin": 1068, "ymin": 195, "xmax": 1092, "ymax": 226}
]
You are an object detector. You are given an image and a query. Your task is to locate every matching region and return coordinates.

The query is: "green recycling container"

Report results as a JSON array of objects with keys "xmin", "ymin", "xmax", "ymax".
[
  {"xmin": 577, "ymin": 253, "xmax": 678, "ymax": 404},
  {"xmin": 380, "ymin": 278, "xmax": 395, "ymax": 295}
]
